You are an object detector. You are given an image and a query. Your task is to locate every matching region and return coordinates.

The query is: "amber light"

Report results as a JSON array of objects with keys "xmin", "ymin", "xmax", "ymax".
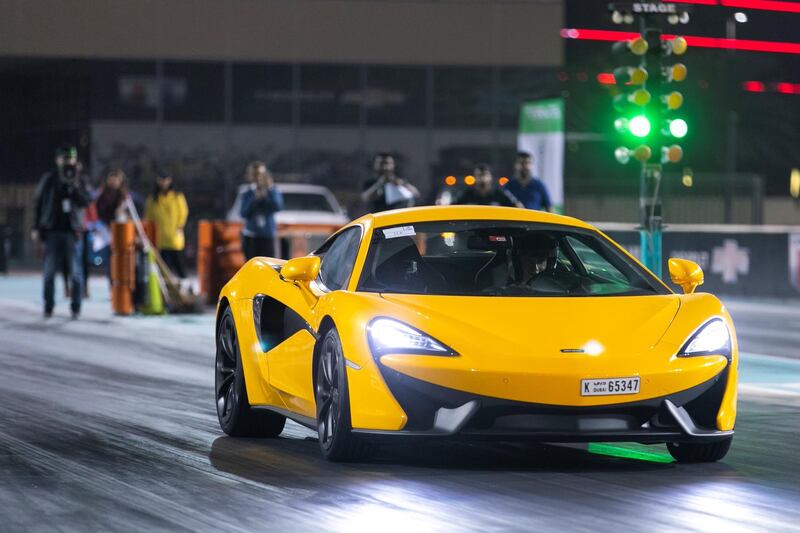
[
  {"xmin": 498, "ymin": 176, "xmax": 509, "ymax": 186},
  {"xmin": 444, "ymin": 176, "xmax": 457, "ymax": 186},
  {"xmin": 464, "ymin": 175, "xmax": 476, "ymax": 186}
]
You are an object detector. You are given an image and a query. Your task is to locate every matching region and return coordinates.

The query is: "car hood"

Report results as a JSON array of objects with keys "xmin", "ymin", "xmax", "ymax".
[{"xmin": 379, "ymin": 293, "xmax": 682, "ymax": 357}]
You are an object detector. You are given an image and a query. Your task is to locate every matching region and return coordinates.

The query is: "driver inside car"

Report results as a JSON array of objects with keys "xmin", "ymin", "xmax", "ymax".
[
  {"xmin": 498, "ymin": 231, "xmax": 580, "ymax": 295},
  {"xmin": 516, "ymin": 232, "xmax": 559, "ymax": 283}
]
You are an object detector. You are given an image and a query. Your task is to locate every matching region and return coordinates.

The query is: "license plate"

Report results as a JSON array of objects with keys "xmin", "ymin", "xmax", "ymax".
[{"xmin": 581, "ymin": 377, "xmax": 640, "ymax": 396}]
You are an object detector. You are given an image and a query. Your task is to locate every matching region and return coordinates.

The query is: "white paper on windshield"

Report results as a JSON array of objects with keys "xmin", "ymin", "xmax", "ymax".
[{"xmin": 383, "ymin": 226, "xmax": 416, "ymax": 239}]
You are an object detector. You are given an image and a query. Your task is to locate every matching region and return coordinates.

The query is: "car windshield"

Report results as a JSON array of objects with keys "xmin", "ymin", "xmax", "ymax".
[
  {"xmin": 357, "ymin": 220, "xmax": 668, "ymax": 297},
  {"xmin": 281, "ymin": 192, "xmax": 336, "ymax": 212}
]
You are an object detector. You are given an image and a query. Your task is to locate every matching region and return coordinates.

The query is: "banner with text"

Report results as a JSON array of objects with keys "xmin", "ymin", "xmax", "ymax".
[{"xmin": 518, "ymin": 99, "xmax": 564, "ymax": 212}]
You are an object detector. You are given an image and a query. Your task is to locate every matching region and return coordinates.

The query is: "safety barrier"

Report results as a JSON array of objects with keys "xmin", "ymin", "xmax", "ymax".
[
  {"xmin": 596, "ymin": 223, "xmax": 800, "ymax": 298},
  {"xmin": 197, "ymin": 220, "xmax": 340, "ymax": 305},
  {"xmin": 110, "ymin": 222, "xmax": 136, "ymax": 315},
  {"xmin": 197, "ymin": 221, "xmax": 246, "ymax": 306},
  {"xmin": 109, "ymin": 220, "xmax": 157, "ymax": 315}
]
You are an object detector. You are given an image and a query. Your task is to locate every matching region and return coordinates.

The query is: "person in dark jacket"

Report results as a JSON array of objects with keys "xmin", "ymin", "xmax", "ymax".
[
  {"xmin": 455, "ymin": 164, "xmax": 522, "ymax": 207},
  {"xmin": 239, "ymin": 161, "xmax": 283, "ymax": 259},
  {"xmin": 32, "ymin": 144, "xmax": 91, "ymax": 318},
  {"xmin": 95, "ymin": 169, "xmax": 129, "ymax": 226},
  {"xmin": 360, "ymin": 153, "xmax": 420, "ymax": 213}
]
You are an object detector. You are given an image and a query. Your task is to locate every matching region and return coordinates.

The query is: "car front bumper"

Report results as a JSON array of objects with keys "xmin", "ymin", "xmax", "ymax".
[{"xmin": 354, "ymin": 365, "xmax": 733, "ymax": 444}]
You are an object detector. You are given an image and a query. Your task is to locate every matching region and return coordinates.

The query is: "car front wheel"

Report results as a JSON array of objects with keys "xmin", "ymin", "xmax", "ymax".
[{"xmin": 315, "ymin": 327, "xmax": 368, "ymax": 462}]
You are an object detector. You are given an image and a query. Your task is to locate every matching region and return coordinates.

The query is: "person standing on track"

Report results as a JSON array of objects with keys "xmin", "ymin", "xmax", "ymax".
[
  {"xmin": 239, "ymin": 161, "xmax": 283, "ymax": 260},
  {"xmin": 145, "ymin": 171, "xmax": 189, "ymax": 279},
  {"xmin": 31, "ymin": 144, "xmax": 91, "ymax": 319}
]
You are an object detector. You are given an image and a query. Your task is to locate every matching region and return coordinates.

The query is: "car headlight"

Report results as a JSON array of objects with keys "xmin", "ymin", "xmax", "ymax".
[
  {"xmin": 679, "ymin": 319, "xmax": 731, "ymax": 357},
  {"xmin": 367, "ymin": 318, "xmax": 457, "ymax": 356}
]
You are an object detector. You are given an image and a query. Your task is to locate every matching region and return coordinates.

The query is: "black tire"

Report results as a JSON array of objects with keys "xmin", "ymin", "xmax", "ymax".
[
  {"xmin": 315, "ymin": 327, "xmax": 368, "ymax": 462},
  {"xmin": 215, "ymin": 307, "xmax": 285, "ymax": 438},
  {"xmin": 667, "ymin": 437, "xmax": 732, "ymax": 463}
]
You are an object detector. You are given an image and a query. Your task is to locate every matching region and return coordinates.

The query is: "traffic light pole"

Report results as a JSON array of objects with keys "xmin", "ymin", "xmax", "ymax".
[
  {"xmin": 639, "ymin": 17, "xmax": 663, "ymax": 278},
  {"xmin": 640, "ymin": 163, "xmax": 663, "ymax": 278},
  {"xmin": 608, "ymin": 2, "xmax": 690, "ymax": 278}
]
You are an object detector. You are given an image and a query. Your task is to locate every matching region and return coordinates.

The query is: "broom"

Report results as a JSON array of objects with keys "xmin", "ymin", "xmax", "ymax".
[{"xmin": 125, "ymin": 196, "xmax": 202, "ymax": 313}]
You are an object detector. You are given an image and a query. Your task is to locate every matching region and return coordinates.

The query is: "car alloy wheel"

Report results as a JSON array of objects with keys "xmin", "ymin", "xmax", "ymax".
[
  {"xmin": 215, "ymin": 307, "xmax": 286, "ymax": 437},
  {"xmin": 315, "ymin": 328, "xmax": 369, "ymax": 461},
  {"xmin": 216, "ymin": 311, "xmax": 239, "ymax": 426},
  {"xmin": 317, "ymin": 331, "xmax": 342, "ymax": 450}
]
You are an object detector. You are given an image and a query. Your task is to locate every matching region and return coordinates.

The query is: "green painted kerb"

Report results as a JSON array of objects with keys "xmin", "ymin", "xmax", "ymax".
[{"xmin": 519, "ymin": 99, "xmax": 564, "ymax": 134}]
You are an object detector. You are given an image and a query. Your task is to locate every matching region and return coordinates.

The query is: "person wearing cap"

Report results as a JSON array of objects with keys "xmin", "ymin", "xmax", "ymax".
[
  {"xmin": 31, "ymin": 143, "xmax": 91, "ymax": 319},
  {"xmin": 455, "ymin": 164, "xmax": 522, "ymax": 207},
  {"xmin": 503, "ymin": 152, "xmax": 552, "ymax": 212}
]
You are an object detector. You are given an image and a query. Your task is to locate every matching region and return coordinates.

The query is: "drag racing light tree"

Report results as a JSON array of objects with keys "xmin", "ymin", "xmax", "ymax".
[
  {"xmin": 607, "ymin": 1, "xmax": 691, "ymax": 277},
  {"xmin": 660, "ymin": 36, "xmax": 688, "ymax": 165},
  {"xmin": 612, "ymin": 34, "xmax": 688, "ymax": 167},
  {"xmin": 611, "ymin": 34, "xmax": 652, "ymax": 165}
]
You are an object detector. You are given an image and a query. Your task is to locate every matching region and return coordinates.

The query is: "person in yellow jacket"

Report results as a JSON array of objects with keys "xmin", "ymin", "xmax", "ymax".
[{"xmin": 145, "ymin": 173, "xmax": 189, "ymax": 278}]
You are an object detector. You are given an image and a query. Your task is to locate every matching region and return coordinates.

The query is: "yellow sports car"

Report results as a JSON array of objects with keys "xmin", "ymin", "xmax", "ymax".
[{"xmin": 215, "ymin": 206, "xmax": 737, "ymax": 462}]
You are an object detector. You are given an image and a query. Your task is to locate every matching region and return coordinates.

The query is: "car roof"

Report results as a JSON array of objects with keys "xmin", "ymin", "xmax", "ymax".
[
  {"xmin": 275, "ymin": 182, "xmax": 334, "ymax": 194},
  {"xmin": 350, "ymin": 205, "xmax": 595, "ymax": 231}
]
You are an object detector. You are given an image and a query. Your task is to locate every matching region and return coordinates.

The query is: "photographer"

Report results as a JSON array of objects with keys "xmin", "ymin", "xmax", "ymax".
[
  {"xmin": 361, "ymin": 153, "xmax": 420, "ymax": 213},
  {"xmin": 239, "ymin": 161, "xmax": 283, "ymax": 260},
  {"xmin": 32, "ymin": 144, "xmax": 91, "ymax": 319}
]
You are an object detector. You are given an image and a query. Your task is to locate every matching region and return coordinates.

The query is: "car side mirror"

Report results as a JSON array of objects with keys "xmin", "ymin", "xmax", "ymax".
[
  {"xmin": 280, "ymin": 255, "xmax": 321, "ymax": 283},
  {"xmin": 668, "ymin": 258, "xmax": 704, "ymax": 294}
]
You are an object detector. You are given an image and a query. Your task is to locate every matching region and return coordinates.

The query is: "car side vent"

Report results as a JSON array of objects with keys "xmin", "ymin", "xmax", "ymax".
[{"xmin": 253, "ymin": 294, "xmax": 312, "ymax": 352}]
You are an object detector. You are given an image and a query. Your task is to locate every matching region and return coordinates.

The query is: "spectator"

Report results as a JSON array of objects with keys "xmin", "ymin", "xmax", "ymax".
[
  {"xmin": 361, "ymin": 153, "xmax": 419, "ymax": 213},
  {"xmin": 32, "ymin": 144, "xmax": 91, "ymax": 319},
  {"xmin": 95, "ymin": 169, "xmax": 130, "ymax": 227},
  {"xmin": 93, "ymin": 169, "xmax": 132, "ymax": 283},
  {"xmin": 455, "ymin": 164, "xmax": 521, "ymax": 207},
  {"xmin": 503, "ymin": 152, "xmax": 552, "ymax": 212},
  {"xmin": 239, "ymin": 161, "xmax": 283, "ymax": 260},
  {"xmin": 145, "ymin": 171, "xmax": 189, "ymax": 278}
]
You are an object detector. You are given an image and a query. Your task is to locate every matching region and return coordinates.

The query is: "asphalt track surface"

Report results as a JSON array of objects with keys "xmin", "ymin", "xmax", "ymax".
[{"xmin": 1, "ymin": 275, "xmax": 799, "ymax": 532}]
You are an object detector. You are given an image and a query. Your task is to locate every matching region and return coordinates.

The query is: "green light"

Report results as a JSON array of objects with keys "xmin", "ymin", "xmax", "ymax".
[
  {"xmin": 669, "ymin": 118, "xmax": 688, "ymax": 138},
  {"xmin": 629, "ymin": 115, "xmax": 651, "ymax": 138},
  {"xmin": 587, "ymin": 443, "xmax": 674, "ymax": 464}
]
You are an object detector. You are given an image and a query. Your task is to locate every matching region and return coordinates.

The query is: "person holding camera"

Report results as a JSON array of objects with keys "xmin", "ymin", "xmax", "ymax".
[
  {"xmin": 32, "ymin": 144, "xmax": 91, "ymax": 319},
  {"xmin": 239, "ymin": 161, "xmax": 283, "ymax": 260},
  {"xmin": 361, "ymin": 153, "xmax": 420, "ymax": 213}
]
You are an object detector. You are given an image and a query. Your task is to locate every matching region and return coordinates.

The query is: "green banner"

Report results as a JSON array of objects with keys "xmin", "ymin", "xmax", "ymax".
[{"xmin": 519, "ymin": 99, "xmax": 564, "ymax": 134}]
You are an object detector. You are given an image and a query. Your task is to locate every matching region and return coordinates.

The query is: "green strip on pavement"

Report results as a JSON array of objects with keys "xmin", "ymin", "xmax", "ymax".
[{"xmin": 588, "ymin": 443, "xmax": 674, "ymax": 463}]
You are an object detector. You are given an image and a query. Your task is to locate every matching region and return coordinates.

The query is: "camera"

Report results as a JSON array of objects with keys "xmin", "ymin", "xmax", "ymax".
[{"xmin": 62, "ymin": 163, "xmax": 77, "ymax": 180}]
